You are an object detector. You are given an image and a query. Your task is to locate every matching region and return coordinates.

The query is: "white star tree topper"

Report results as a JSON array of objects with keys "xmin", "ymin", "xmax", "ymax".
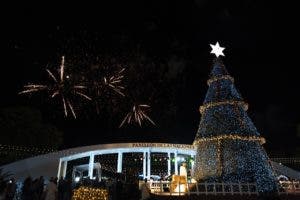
[{"xmin": 210, "ymin": 42, "xmax": 225, "ymax": 57}]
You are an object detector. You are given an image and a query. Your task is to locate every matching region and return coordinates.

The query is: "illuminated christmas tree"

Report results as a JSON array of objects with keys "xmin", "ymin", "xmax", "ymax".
[{"xmin": 193, "ymin": 42, "xmax": 277, "ymax": 193}]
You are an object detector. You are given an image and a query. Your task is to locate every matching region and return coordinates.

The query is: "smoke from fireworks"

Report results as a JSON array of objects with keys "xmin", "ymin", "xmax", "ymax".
[
  {"xmin": 19, "ymin": 56, "xmax": 91, "ymax": 119},
  {"xmin": 119, "ymin": 104, "xmax": 155, "ymax": 127}
]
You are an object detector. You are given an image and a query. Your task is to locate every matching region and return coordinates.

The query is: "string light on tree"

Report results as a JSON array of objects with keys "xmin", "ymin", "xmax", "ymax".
[
  {"xmin": 193, "ymin": 134, "xmax": 266, "ymax": 145},
  {"xmin": 193, "ymin": 43, "xmax": 277, "ymax": 193},
  {"xmin": 199, "ymin": 100, "xmax": 249, "ymax": 114},
  {"xmin": 207, "ymin": 75, "xmax": 234, "ymax": 86}
]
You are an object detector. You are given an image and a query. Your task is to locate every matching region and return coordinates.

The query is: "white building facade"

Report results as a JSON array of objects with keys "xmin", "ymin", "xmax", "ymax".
[
  {"xmin": 2, "ymin": 143, "xmax": 196, "ymax": 181},
  {"xmin": 1, "ymin": 142, "xmax": 299, "ymax": 183}
]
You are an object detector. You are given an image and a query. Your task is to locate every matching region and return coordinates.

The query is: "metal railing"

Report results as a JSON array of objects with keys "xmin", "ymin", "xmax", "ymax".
[
  {"xmin": 149, "ymin": 180, "xmax": 300, "ymax": 196},
  {"xmin": 278, "ymin": 181, "xmax": 300, "ymax": 194},
  {"xmin": 149, "ymin": 181, "xmax": 259, "ymax": 196}
]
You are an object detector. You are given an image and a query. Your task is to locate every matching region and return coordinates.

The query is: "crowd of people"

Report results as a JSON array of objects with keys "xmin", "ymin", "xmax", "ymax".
[
  {"xmin": 0, "ymin": 174, "xmax": 151, "ymax": 200},
  {"xmin": 0, "ymin": 176, "xmax": 74, "ymax": 200}
]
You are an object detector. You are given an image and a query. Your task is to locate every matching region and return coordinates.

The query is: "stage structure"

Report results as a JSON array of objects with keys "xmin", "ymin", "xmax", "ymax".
[{"xmin": 1, "ymin": 143, "xmax": 195, "ymax": 182}]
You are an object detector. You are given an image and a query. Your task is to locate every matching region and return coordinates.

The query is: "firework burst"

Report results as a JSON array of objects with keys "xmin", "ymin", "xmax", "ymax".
[
  {"xmin": 119, "ymin": 104, "xmax": 155, "ymax": 127},
  {"xmin": 18, "ymin": 84, "xmax": 48, "ymax": 94},
  {"xmin": 19, "ymin": 56, "xmax": 91, "ymax": 118},
  {"xmin": 90, "ymin": 67, "xmax": 126, "ymax": 114},
  {"xmin": 103, "ymin": 68, "xmax": 125, "ymax": 97}
]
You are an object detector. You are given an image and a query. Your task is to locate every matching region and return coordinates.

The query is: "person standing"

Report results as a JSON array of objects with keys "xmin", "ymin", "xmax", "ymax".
[
  {"xmin": 57, "ymin": 177, "xmax": 64, "ymax": 200},
  {"xmin": 37, "ymin": 176, "xmax": 45, "ymax": 200},
  {"xmin": 62, "ymin": 179, "xmax": 72, "ymax": 200},
  {"xmin": 45, "ymin": 178, "xmax": 57, "ymax": 200},
  {"xmin": 5, "ymin": 178, "xmax": 16, "ymax": 200},
  {"xmin": 115, "ymin": 178, "xmax": 123, "ymax": 200},
  {"xmin": 179, "ymin": 162, "xmax": 187, "ymax": 181},
  {"xmin": 22, "ymin": 176, "xmax": 33, "ymax": 200},
  {"xmin": 140, "ymin": 179, "xmax": 150, "ymax": 200}
]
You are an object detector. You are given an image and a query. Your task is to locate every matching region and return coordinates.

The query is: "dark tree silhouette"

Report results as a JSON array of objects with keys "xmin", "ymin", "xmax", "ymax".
[{"xmin": 0, "ymin": 106, "xmax": 63, "ymax": 165}]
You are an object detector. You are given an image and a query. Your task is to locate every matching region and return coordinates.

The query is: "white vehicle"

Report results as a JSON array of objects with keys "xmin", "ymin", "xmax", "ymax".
[
  {"xmin": 150, "ymin": 175, "xmax": 161, "ymax": 181},
  {"xmin": 138, "ymin": 174, "xmax": 161, "ymax": 181}
]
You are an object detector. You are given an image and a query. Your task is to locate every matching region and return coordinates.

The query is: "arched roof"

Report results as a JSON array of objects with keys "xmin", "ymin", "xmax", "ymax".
[{"xmin": 1, "ymin": 143, "xmax": 195, "ymax": 180}]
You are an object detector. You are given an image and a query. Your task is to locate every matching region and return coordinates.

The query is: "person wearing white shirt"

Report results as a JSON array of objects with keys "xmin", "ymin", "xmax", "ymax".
[{"xmin": 179, "ymin": 162, "xmax": 187, "ymax": 181}]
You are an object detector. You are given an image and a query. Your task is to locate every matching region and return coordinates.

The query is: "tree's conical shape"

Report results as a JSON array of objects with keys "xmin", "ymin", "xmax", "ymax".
[
  {"xmin": 193, "ymin": 58, "xmax": 277, "ymax": 193},
  {"xmin": 204, "ymin": 58, "xmax": 242, "ymax": 103},
  {"xmin": 195, "ymin": 58, "xmax": 258, "ymax": 139}
]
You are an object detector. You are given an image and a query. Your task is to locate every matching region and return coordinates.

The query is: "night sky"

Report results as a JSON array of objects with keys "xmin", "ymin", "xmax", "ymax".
[{"xmin": 1, "ymin": 1, "xmax": 299, "ymax": 156}]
